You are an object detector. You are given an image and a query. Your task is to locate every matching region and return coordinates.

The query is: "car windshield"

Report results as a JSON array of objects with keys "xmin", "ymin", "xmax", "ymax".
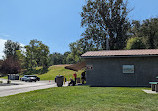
[{"xmin": 24, "ymin": 75, "xmax": 37, "ymax": 77}]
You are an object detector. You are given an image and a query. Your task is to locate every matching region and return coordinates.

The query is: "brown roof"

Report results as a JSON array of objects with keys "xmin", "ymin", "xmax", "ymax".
[
  {"xmin": 81, "ymin": 49, "xmax": 158, "ymax": 58},
  {"xmin": 65, "ymin": 61, "xmax": 86, "ymax": 71}
]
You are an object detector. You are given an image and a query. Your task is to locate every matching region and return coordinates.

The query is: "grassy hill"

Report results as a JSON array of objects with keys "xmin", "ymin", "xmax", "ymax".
[
  {"xmin": 35, "ymin": 65, "xmax": 83, "ymax": 80},
  {"xmin": 0, "ymin": 64, "xmax": 84, "ymax": 81}
]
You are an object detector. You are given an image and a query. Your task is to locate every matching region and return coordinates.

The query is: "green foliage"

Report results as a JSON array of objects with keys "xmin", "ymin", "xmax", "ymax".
[
  {"xmin": 126, "ymin": 37, "xmax": 146, "ymax": 50},
  {"xmin": 22, "ymin": 67, "xmax": 48, "ymax": 75},
  {"xmin": 130, "ymin": 20, "xmax": 142, "ymax": 37},
  {"xmin": 130, "ymin": 18, "xmax": 158, "ymax": 49},
  {"xmin": 81, "ymin": 0, "xmax": 131, "ymax": 50},
  {"xmin": 49, "ymin": 53, "xmax": 64, "ymax": 65},
  {"xmin": 2, "ymin": 40, "xmax": 21, "ymax": 74},
  {"xmin": 68, "ymin": 42, "xmax": 82, "ymax": 63},
  {"xmin": 67, "ymin": 39, "xmax": 99, "ymax": 64},
  {"xmin": 24, "ymin": 39, "xmax": 50, "ymax": 70},
  {"xmin": 63, "ymin": 51, "xmax": 71, "ymax": 64},
  {"xmin": 39, "ymin": 43, "xmax": 50, "ymax": 68},
  {"xmin": 141, "ymin": 18, "xmax": 158, "ymax": 49},
  {"xmin": 4, "ymin": 40, "xmax": 21, "ymax": 59},
  {"xmin": 66, "ymin": 53, "xmax": 76, "ymax": 64},
  {"xmin": 48, "ymin": 51, "xmax": 75, "ymax": 65},
  {"xmin": 1, "ymin": 87, "xmax": 158, "ymax": 111},
  {"xmin": 48, "ymin": 37, "xmax": 98, "ymax": 65},
  {"xmin": 16, "ymin": 50, "xmax": 25, "ymax": 68}
]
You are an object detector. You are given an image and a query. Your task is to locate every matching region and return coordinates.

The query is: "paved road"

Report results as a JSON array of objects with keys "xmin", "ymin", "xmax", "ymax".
[{"xmin": 0, "ymin": 78, "xmax": 68, "ymax": 97}]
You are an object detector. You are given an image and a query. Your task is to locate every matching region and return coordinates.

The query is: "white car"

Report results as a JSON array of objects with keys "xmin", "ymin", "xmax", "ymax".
[
  {"xmin": 20, "ymin": 75, "xmax": 40, "ymax": 81},
  {"xmin": 25, "ymin": 77, "xmax": 37, "ymax": 82},
  {"xmin": 20, "ymin": 75, "xmax": 29, "ymax": 81}
]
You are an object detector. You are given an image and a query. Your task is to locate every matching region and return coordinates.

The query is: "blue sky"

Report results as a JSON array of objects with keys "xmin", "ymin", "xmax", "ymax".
[{"xmin": 0, "ymin": 0, "xmax": 158, "ymax": 58}]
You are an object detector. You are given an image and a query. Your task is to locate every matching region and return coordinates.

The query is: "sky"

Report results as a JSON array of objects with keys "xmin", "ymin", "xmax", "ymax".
[{"xmin": 0, "ymin": 0, "xmax": 158, "ymax": 59}]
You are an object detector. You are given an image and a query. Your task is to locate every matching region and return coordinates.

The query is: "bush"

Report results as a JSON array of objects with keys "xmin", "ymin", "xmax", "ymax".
[{"xmin": 125, "ymin": 37, "xmax": 146, "ymax": 50}]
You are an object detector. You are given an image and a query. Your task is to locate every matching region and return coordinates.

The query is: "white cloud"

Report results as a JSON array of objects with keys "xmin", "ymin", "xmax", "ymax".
[
  {"xmin": 0, "ymin": 38, "xmax": 25, "ymax": 59},
  {"xmin": 0, "ymin": 38, "xmax": 7, "ymax": 59}
]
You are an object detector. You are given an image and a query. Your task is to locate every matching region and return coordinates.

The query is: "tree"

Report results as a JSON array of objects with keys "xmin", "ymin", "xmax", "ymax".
[
  {"xmin": 39, "ymin": 43, "xmax": 49, "ymax": 68},
  {"xmin": 1, "ymin": 56, "xmax": 21, "ymax": 74},
  {"xmin": 48, "ymin": 51, "xmax": 75, "ymax": 65},
  {"xmin": 66, "ymin": 38, "xmax": 101, "ymax": 64},
  {"xmin": 2, "ymin": 40, "xmax": 21, "ymax": 76},
  {"xmin": 130, "ymin": 18, "xmax": 158, "ymax": 49},
  {"xmin": 78, "ymin": 37, "xmax": 100, "ymax": 52},
  {"xmin": 4, "ymin": 40, "xmax": 21, "ymax": 59},
  {"xmin": 24, "ymin": 39, "xmax": 50, "ymax": 70},
  {"xmin": 81, "ymin": 0, "xmax": 131, "ymax": 50},
  {"xmin": 125, "ymin": 37, "xmax": 146, "ymax": 50},
  {"xmin": 68, "ymin": 42, "xmax": 82, "ymax": 63},
  {"xmin": 129, "ymin": 20, "xmax": 141, "ymax": 37},
  {"xmin": 67, "ymin": 41, "xmax": 85, "ymax": 64},
  {"xmin": 49, "ymin": 53, "xmax": 64, "ymax": 65},
  {"xmin": 66, "ymin": 54, "xmax": 76, "ymax": 64},
  {"xmin": 16, "ymin": 50, "xmax": 25, "ymax": 69},
  {"xmin": 63, "ymin": 51, "xmax": 71, "ymax": 64},
  {"xmin": 140, "ymin": 18, "xmax": 158, "ymax": 49},
  {"xmin": 25, "ymin": 45, "xmax": 37, "ymax": 70}
]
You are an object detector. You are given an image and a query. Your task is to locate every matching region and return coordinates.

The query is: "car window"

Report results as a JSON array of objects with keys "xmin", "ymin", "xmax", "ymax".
[
  {"xmin": 30, "ymin": 77, "xmax": 36, "ymax": 79},
  {"xmin": 24, "ymin": 75, "xmax": 37, "ymax": 78},
  {"xmin": 29, "ymin": 76, "xmax": 37, "ymax": 77}
]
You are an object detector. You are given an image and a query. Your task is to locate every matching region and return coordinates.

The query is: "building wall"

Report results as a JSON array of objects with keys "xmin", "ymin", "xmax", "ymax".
[{"xmin": 85, "ymin": 56, "xmax": 158, "ymax": 87}]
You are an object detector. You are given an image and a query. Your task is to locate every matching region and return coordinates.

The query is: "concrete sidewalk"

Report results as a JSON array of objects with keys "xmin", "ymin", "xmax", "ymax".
[{"xmin": 142, "ymin": 89, "xmax": 158, "ymax": 94}]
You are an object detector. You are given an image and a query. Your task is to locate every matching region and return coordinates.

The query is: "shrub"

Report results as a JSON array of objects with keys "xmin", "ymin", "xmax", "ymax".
[{"xmin": 125, "ymin": 37, "xmax": 146, "ymax": 50}]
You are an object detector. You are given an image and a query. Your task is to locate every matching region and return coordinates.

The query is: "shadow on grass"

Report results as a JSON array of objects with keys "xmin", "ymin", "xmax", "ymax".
[{"xmin": 22, "ymin": 68, "xmax": 48, "ymax": 75}]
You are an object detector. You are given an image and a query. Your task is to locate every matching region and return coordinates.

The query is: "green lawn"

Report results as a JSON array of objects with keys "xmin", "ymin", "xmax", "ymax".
[{"xmin": 0, "ymin": 87, "xmax": 158, "ymax": 111}]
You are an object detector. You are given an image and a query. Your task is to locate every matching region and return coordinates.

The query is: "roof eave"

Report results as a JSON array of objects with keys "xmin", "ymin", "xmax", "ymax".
[{"xmin": 81, "ymin": 55, "xmax": 158, "ymax": 59}]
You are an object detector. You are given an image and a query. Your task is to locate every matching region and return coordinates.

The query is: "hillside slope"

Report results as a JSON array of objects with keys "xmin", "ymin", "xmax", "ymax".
[
  {"xmin": 0, "ymin": 65, "xmax": 84, "ymax": 81},
  {"xmin": 36, "ymin": 65, "xmax": 83, "ymax": 80}
]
